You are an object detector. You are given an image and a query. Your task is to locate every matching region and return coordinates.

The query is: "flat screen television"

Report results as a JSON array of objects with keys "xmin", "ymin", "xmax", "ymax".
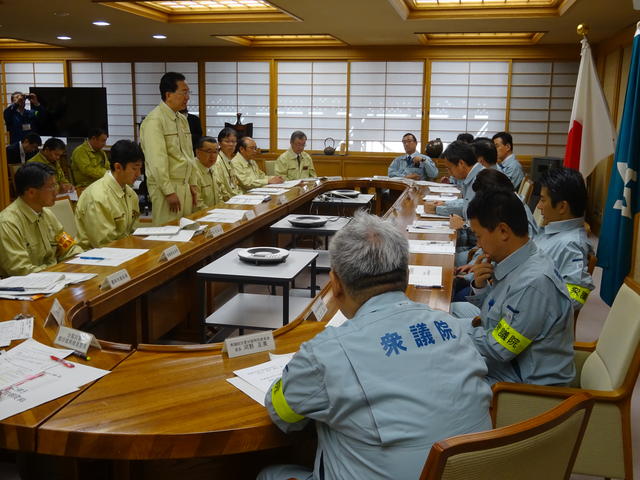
[{"xmin": 29, "ymin": 87, "xmax": 108, "ymax": 138}]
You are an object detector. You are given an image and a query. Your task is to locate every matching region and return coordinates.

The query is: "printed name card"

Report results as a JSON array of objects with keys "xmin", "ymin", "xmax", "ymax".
[
  {"xmin": 244, "ymin": 210, "xmax": 256, "ymax": 220},
  {"xmin": 225, "ymin": 331, "xmax": 275, "ymax": 358},
  {"xmin": 159, "ymin": 245, "xmax": 181, "ymax": 262},
  {"xmin": 100, "ymin": 269, "xmax": 131, "ymax": 291},
  {"xmin": 54, "ymin": 326, "xmax": 101, "ymax": 354},
  {"xmin": 205, "ymin": 224, "xmax": 224, "ymax": 238},
  {"xmin": 44, "ymin": 298, "xmax": 65, "ymax": 327},
  {"xmin": 311, "ymin": 297, "xmax": 328, "ymax": 321}
]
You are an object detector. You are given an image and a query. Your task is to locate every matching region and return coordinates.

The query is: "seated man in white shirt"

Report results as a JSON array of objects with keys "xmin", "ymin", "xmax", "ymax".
[{"xmin": 388, "ymin": 133, "xmax": 437, "ymax": 180}]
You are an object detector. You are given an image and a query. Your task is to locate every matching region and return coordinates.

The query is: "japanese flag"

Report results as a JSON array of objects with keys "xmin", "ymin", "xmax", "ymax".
[{"xmin": 563, "ymin": 38, "xmax": 616, "ymax": 178}]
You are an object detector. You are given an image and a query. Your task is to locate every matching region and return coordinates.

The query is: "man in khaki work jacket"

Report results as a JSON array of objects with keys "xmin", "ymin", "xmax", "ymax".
[
  {"xmin": 0, "ymin": 163, "xmax": 83, "ymax": 277},
  {"xmin": 192, "ymin": 135, "xmax": 219, "ymax": 210},
  {"xmin": 140, "ymin": 71, "xmax": 197, "ymax": 226},
  {"xmin": 75, "ymin": 140, "xmax": 143, "ymax": 249},
  {"xmin": 274, "ymin": 130, "xmax": 316, "ymax": 180},
  {"xmin": 231, "ymin": 136, "xmax": 283, "ymax": 192},
  {"xmin": 71, "ymin": 127, "xmax": 110, "ymax": 187}
]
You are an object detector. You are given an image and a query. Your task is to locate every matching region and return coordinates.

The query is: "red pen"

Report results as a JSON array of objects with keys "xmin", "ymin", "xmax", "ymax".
[{"xmin": 50, "ymin": 355, "xmax": 75, "ymax": 368}]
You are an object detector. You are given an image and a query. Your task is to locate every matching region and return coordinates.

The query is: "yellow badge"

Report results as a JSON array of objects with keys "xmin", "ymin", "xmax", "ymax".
[
  {"xmin": 566, "ymin": 283, "xmax": 590, "ymax": 304},
  {"xmin": 492, "ymin": 318, "xmax": 532, "ymax": 355}
]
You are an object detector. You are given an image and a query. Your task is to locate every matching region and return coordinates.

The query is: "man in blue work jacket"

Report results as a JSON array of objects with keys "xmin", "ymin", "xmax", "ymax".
[{"xmin": 258, "ymin": 212, "xmax": 492, "ymax": 480}]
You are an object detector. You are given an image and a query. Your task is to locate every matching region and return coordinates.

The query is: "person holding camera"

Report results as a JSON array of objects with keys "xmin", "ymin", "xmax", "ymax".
[{"xmin": 3, "ymin": 91, "xmax": 45, "ymax": 144}]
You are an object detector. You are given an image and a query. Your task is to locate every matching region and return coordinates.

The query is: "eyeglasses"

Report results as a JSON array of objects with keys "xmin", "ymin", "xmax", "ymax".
[
  {"xmin": 174, "ymin": 89, "xmax": 190, "ymax": 96},
  {"xmin": 198, "ymin": 148, "xmax": 217, "ymax": 155}
]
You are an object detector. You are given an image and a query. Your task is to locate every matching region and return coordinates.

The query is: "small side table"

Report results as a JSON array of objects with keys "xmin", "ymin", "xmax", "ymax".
[{"xmin": 197, "ymin": 249, "xmax": 318, "ymax": 338}]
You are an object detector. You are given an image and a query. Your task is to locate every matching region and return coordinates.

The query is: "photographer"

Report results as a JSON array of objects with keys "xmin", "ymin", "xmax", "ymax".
[{"xmin": 3, "ymin": 91, "xmax": 45, "ymax": 144}]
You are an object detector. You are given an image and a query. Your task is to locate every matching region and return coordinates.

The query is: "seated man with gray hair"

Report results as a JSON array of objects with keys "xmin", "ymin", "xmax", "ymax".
[{"xmin": 258, "ymin": 212, "xmax": 492, "ymax": 480}]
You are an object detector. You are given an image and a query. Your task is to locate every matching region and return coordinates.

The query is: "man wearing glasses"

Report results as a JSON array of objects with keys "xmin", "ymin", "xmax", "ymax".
[
  {"xmin": 0, "ymin": 163, "xmax": 83, "ymax": 276},
  {"xmin": 192, "ymin": 136, "xmax": 220, "ymax": 209},
  {"xmin": 275, "ymin": 130, "xmax": 316, "ymax": 180},
  {"xmin": 140, "ymin": 71, "xmax": 198, "ymax": 226},
  {"xmin": 388, "ymin": 133, "xmax": 437, "ymax": 181}
]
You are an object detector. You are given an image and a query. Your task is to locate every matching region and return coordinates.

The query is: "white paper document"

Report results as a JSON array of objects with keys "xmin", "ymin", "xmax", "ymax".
[
  {"xmin": 226, "ymin": 195, "xmax": 267, "ymax": 205},
  {"xmin": 200, "ymin": 209, "xmax": 248, "ymax": 224},
  {"xmin": 423, "ymin": 194, "xmax": 458, "ymax": 202},
  {"xmin": 227, "ymin": 355, "xmax": 294, "ymax": 406},
  {"xmin": 249, "ymin": 188, "xmax": 289, "ymax": 195},
  {"xmin": 0, "ymin": 317, "xmax": 33, "ymax": 347},
  {"xmin": 415, "ymin": 205, "xmax": 450, "ymax": 219},
  {"xmin": 428, "ymin": 186, "xmax": 460, "ymax": 194},
  {"xmin": 407, "ymin": 220, "xmax": 454, "ymax": 234},
  {"xmin": 145, "ymin": 230, "xmax": 196, "ymax": 243},
  {"xmin": 133, "ymin": 226, "xmax": 181, "ymax": 236},
  {"xmin": 415, "ymin": 180, "xmax": 445, "ymax": 187},
  {"xmin": 0, "ymin": 273, "xmax": 97, "ymax": 299},
  {"xmin": 408, "ymin": 239, "xmax": 456, "ymax": 255},
  {"xmin": 271, "ymin": 179, "xmax": 302, "ymax": 189},
  {"xmin": 66, "ymin": 248, "xmax": 149, "ymax": 267},
  {"xmin": 0, "ymin": 339, "xmax": 110, "ymax": 421},
  {"xmin": 325, "ymin": 310, "xmax": 348, "ymax": 328},
  {"xmin": 408, "ymin": 265, "xmax": 443, "ymax": 288}
]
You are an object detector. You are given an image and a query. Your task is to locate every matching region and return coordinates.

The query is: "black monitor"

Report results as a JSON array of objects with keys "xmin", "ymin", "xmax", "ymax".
[{"xmin": 29, "ymin": 87, "xmax": 108, "ymax": 138}]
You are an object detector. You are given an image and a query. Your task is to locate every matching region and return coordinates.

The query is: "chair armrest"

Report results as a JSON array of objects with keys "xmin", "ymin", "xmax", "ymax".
[
  {"xmin": 574, "ymin": 341, "xmax": 596, "ymax": 352},
  {"xmin": 492, "ymin": 381, "xmax": 626, "ymax": 404}
]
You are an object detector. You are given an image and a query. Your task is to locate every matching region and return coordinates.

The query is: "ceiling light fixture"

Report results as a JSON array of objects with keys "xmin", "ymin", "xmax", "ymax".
[
  {"xmin": 57, "ymin": 35, "xmax": 72, "ymax": 40},
  {"xmin": 92, "ymin": 21, "xmax": 111, "ymax": 26},
  {"xmin": 153, "ymin": 34, "xmax": 167, "ymax": 39}
]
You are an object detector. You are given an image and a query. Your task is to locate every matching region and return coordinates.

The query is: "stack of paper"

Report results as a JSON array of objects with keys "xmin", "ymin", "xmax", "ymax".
[
  {"xmin": 0, "ymin": 272, "xmax": 97, "ymax": 300},
  {"xmin": 199, "ymin": 209, "xmax": 248, "ymax": 224},
  {"xmin": 145, "ymin": 230, "xmax": 196, "ymax": 243},
  {"xmin": 0, "ymin": 317, "xmax": 33, "ymax": 347},
  {"xmin": 66, "ymin": 248, "xmax": 149, "ymax": 266},
  {"xmin": 423, "ymin": 194, "xmax": 458, "ymax": 202},
  {"xmin": 271, "ymin": 179, "xmax": 302, "ymax": 189},
  {"xmin": 0, "ymin": 339, "xmax": 110, "ymax": 421},
  {"xmin": 408, "ymin": 265, "xmax": 443, "ymax": 288},
  {"xmin": 407, "ymin": 220, "xmax": 454, "ymax": 234},
  {"xmin": 226, "ymin": 353, "xmax": 295, "ymax": 406},
  {"xmin": 249, "ymin": 187, "xmax": 289, "ymax": 195},
  {"xmin": 428, "ymin": 186, "xmax": 460, "ymax": 194},
  {"xmin": 408, "ymin": 239, "xmax": 456, "ymax": 255},
  {"xmin": 415, "ymin": 180, "xmax": 445, "ymax": 187},
  {"xmin": 415, "ymin": 205, "xmax": 449, "ymax": 219},
  {"xmin": 226, "ymin": 195, "xmax": 267, "ymax": 205},
  {"xmin": 133, "ymin": 225, "xmax": 181, "ymax": 236}
]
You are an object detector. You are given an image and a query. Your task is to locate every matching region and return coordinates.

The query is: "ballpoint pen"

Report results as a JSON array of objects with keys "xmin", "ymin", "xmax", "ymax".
[
  {"xmin": 50, "ymin": 355, "xmax": 75, "ymax": 368},
  {"xmin": 79, "ymin": 256, "xmax": 106, "ymax": 261},
  {"xmin": 0, "ymin": 287, "xmax": 25, "ymax": 292}
]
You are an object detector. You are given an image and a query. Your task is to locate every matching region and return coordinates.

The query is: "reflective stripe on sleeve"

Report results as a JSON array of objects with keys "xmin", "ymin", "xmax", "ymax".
[
  {"xmin": 491, "ymin": 318, "xmax": 532, "ymax": 355},
  {"xmin": 270, "ymin": 378, "xmax": 305, "ymax": 423},
  {"xmin": 566, "ymin": 283, "xmax": 591, "ymax": 304}
]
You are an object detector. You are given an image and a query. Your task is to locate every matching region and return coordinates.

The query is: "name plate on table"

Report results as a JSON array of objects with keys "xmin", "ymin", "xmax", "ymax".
[
  {"xmin": 245, "ymin": 210, "xmax": 256, "ymax": 220},
  {"xmin": 54, "ymin": 326, "xmax": 101, "ymax": 354},
  {"xmin": 225, "ymin": 331, "xmax": 275, "ymax": 358},
  {"xmin": 310, "ymin": 297, "xmax": 328, "ymax": 321},
  {"xmin": 44, "ymin": 298, "xmax": 65, "ymax": 327},
  {"xmin": 100, "ymin": 269, "xmax": 131, "ymax": 291},
  {"xmin": 159, "ymin": 245, "xmax": 181, "ymax": 262},
  {"xmin": 205, "ymin": 224, "xmax": 224, "ymax": 238}
]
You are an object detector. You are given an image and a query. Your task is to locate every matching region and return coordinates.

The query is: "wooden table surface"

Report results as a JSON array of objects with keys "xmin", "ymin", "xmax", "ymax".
[{"xmin": 0, "ymin": 178, "xmax": 457, "ymax": 459}]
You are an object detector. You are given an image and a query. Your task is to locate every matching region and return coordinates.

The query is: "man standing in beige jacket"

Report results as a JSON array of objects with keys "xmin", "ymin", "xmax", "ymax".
[{"xmin": 140, "ymin": 72, "xmax": 197, "ymax": 226}]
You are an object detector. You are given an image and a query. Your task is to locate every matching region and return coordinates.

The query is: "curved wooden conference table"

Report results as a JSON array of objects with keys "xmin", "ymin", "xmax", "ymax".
[{"xmin": 0, "ymin": 178, "xmax": 457, "ymax": 461}]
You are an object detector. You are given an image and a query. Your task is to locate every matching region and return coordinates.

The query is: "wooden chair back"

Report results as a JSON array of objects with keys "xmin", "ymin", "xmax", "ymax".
[{"xmin": 420, "ymin": 393, "xmax": 594, "ymax": 480}]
